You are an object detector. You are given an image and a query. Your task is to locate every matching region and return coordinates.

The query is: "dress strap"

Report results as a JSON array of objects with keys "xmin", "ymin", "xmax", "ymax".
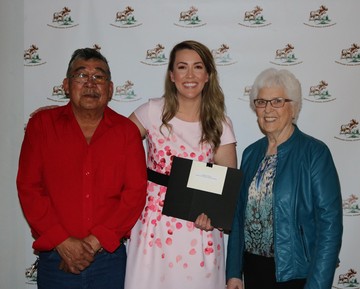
[{"xmin": 147, "ymin": 168, "xmax": 169, "ymax": 187}]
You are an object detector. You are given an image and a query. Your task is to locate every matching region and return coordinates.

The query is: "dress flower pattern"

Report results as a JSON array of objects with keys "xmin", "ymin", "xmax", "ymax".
[
  {"xmin": 244, "ymin": 154, "xmax": 277, "ymax": 257},
  {"xmin": 124, "ymin": 98, "xmax": 236, "ymax": 289}
]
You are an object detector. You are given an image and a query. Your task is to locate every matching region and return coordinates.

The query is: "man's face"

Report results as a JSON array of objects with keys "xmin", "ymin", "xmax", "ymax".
[{"xmin": 63, "ymin": 58, "xmax": 113, "ymax": 115}]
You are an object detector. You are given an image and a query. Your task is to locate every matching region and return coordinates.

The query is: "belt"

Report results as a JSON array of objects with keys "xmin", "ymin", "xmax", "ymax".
[
  {"xmin": 147, "ymin": 168, "xmax": 169, "ymax": 187},
  {"xmin": 96, "ymin": 237, "xmax": 128, "ymax": 254}
]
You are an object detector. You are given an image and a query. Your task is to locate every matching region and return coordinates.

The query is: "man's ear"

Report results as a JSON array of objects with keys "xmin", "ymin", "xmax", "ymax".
[
  {"xmin": 108, "ymin": 81, "xmax": 114, "ymax": 101},
  {"xmin": 62, "ymin": 78, "xmax": 69, "ymax": 95}
]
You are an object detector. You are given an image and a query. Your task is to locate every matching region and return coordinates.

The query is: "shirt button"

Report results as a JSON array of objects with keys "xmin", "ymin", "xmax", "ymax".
[
  {"xmin": 85, "ymin": 194, "xmax": 90, "ymax": 198},
  {"xmin": 85, "ymin": 171, "xmax": 90, "ymax": 176}
]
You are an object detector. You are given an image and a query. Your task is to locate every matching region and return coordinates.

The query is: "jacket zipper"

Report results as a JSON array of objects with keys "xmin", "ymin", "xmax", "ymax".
[{"xmin": 299, "ymin": 225, "xmax": 310, "ymax": 262}]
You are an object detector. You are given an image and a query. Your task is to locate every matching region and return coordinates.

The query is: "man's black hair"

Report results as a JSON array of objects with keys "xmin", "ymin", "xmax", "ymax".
[{"xmin": 66, "ymin": 48, "xmax": 111, "ymax": 79}]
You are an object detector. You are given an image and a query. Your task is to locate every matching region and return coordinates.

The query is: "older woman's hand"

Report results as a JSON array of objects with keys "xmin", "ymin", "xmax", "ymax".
[
  {"xmin": 194, "ymin": 213, "xmax": 214, "ymax": 231},
  {"xmin": 226, "ymin": 278, "xmax": 243, "ymax": 289}
]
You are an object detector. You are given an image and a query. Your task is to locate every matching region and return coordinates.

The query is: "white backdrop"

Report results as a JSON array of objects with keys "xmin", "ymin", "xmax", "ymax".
[
  {"xmin": 22, "ymin": 1, "xmax": 360, "ymax": 288},
  {"xmin": 0, "ymin": 1, "xmax": 26, "ymax": 289}
]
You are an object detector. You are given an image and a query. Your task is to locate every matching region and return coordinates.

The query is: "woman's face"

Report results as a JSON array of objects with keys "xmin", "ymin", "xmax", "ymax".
[
  {"xmin": 170, "ymin": 49, "xmax": 209, "ymax": 101},
  {"xmin": 255, "ymin": 86, "xmax": 295, "ymax": 139}
]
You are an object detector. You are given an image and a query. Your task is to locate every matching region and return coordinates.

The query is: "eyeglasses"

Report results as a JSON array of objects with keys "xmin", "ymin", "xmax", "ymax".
[
  {"xmin": 253, "ymin": 98, "xmax": 293, "ymax": 108},
  {"xmin": 70, "ymin": 72, "xmax": 109, "ymax": 84}
]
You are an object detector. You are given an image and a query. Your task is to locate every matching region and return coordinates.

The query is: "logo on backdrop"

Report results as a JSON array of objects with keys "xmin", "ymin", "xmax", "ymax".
[
  {"xmin": 269, "ymin": 43, "xmax": 303, "ymax": 66},
  {"xmin": 47, "ymin": 7, "xmax": 78, "ymax": 28},
  {"xmin": 211, "ymin": 44, "xmax": 237, "ymax": 66},
  {"xmin": 110, "ymin": 6, "xmax": 142, "ymax": 28},
  {"xmin": 24, "ymin": 44, "xmax": 46, "ymax": 66},
  {"xmin": 48, "ymin": 84, "xmax": 68, "ymax": 102},
  {"xmin": 113, "ymin": 80, "xmax": 141, "ymax": 102},
  {"xmin": 335, "ymin": 43, "xmax": 360, "ymax": 66},
  {"xmin": 304, "ymin": 5, "xmax": 336, "ymax": 28},
  {"xmin": 304, "ymin": 80, "xmax": 335, "ymax": 102},
  {"xmin": 92, "ymin": 43, "xmax": 101, "ymax": 52},
  {"xmin": 335, "ymin": 119, "xmax": 360, "ymax": 141},
  {"xmin": 238, "ymin": 6, "xmax": 271, "ymax": 27},
  {"xmin": 333, "ymin": 268, "xmax": 359, "ymax": 289},
  {"xmin": 140, "ymin": 43, "xmax": 168, "ymax": 66},
  {"xmin": 238, "ymin": 85, "xmax": 252, "ymax": 101},
  {"xmin": 25, "ymin": 258, "xmax": 38, "ymax": 285},
  {"xmin": 174, "ymin": 6, "xmax": 206, "ymax": 28},
  {"xmin": 342, "ymin": 194, "xmax": 360, "ymax": 216}
]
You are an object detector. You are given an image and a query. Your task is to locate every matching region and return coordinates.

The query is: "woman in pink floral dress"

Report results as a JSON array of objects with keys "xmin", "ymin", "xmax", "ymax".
[{"xmin": 124, "ymin": 40, "xmax": 237, "ymax": 289}]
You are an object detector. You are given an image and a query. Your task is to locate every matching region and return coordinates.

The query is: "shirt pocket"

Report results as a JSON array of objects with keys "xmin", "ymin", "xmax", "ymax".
[{"xmin": 95, "ymin": 156, "xmax": 126, "ymax": 202}]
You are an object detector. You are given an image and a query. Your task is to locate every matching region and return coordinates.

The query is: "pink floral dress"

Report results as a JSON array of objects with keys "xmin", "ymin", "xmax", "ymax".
[{"xmin": 124, "ymin": 98, "xmax": 236, "ymax": 289}]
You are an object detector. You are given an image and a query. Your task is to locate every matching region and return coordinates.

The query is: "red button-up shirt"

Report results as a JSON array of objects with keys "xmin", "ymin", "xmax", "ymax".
[{"xmin": 17, "ymin": 103, "xmax": 147, "ymax": 252}]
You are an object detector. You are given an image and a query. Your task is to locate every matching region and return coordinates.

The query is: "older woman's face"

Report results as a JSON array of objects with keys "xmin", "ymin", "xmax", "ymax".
[{"xmin": 255, "ymin": 86, "xmax": 295, "ymax": 138}]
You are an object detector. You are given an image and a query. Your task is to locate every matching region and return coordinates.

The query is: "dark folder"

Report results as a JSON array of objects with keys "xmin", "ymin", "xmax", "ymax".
[{"xmin": 162, "ymin": 156, "xmax": 242, "ymax": 232}]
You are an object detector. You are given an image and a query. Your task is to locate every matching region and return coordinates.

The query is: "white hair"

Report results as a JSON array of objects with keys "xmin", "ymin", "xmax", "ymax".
[{"xmin": 249, "ymin": 68, "xmax": 302, "ymax": 122}]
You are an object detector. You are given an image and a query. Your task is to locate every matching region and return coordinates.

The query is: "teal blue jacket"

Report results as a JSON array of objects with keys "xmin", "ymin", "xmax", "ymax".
[{"xmin": 226, "ymin": 125, "xmax": 343, "ymax": 289}]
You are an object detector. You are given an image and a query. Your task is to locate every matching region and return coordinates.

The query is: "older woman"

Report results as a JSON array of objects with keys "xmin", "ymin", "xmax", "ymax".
[{"xmin": 226, "ymin": 68, "xmax": 343, "ymax": 289}]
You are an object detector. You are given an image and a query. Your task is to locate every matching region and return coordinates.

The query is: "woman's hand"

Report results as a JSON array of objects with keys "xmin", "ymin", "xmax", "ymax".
[
  {"xmin": 226, "ymin": 278, "xmax": 243, "ymax": 289},
  {"xmin": 30, "ymin": 105, "xmax": 59, "ymax": 117},
  {"xmin": 194, "ymin": 213, "xmax": 214, "ymax": 231}
]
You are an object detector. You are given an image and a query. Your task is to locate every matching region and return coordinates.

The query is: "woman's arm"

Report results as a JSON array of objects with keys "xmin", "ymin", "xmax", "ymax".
[
  {"xmin": 128, "ymin": 112, "xmax": 146, "ymax": 139},
  {"xmin": 214, "ymin": 143, "xmax": 237, "ymax": 168}
]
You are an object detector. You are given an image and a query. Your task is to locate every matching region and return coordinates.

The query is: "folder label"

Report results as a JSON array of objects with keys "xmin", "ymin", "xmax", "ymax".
[{"xmin": 187, "ymin": 162, "xmax": 227, "ymax": 195}]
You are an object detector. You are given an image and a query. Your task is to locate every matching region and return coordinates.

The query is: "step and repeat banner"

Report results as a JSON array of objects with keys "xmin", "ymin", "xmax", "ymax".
[{"xmin": 24, "ymin": 1, "xmax": 359, "ymax": 287}]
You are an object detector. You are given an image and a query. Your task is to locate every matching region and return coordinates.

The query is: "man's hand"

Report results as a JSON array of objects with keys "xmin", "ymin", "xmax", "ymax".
[
  {"xmin": 226, "ymin": 278, "xmax": 243, "ymax": 289},
  {"xmin": 56, "ymin": 237, "xmax": 95, "ymax": 274},
  {"xmin": 83, "ymin": 234, "xmax": 103, "ymax": 254}
]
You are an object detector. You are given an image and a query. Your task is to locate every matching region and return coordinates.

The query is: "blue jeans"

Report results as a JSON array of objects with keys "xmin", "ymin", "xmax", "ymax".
[{"xmin": 37, "ymin": 245, "xmax": 126, "ymax": 289}]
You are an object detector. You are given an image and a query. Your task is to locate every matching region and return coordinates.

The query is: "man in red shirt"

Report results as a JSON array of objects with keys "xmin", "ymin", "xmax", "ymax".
[{"xmin": 17, "ymin": 48, "xmax": 147, "ymax": 289}]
